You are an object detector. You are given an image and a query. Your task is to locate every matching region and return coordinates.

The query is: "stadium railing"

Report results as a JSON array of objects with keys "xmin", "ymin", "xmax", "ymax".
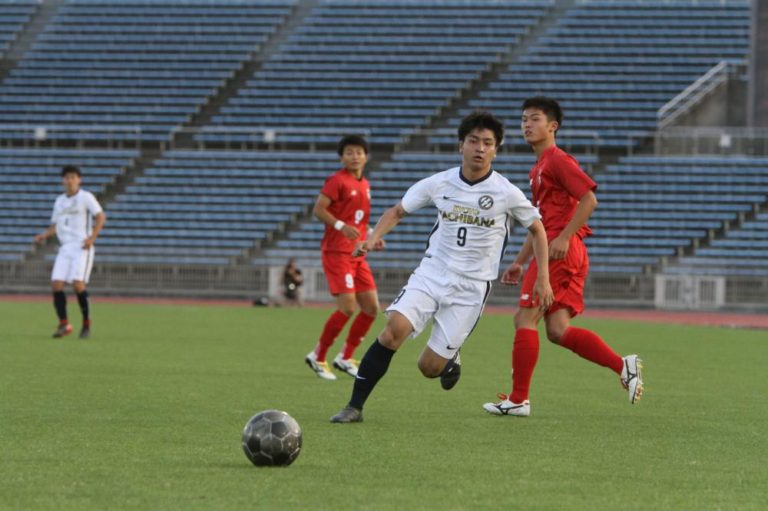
[
  {"xmin": 0, "ymin": 124, "xmax": 146, "ymax": 147},
  {"xmin": 657, "ymin": 60, "xmax": 742, "ymax": 129},
  {"xmin": 651, "ymin": 127, "xmax": 768, "ymax": 156}
]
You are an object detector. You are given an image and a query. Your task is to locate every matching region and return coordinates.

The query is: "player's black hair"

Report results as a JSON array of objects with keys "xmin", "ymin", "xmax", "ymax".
[
  {"xmin": 457, "ymin": 110, "xmax": 504, "ymax": 148},
  {"xmin": 61, "ymin": 165, "xmax": 81, "ymax": 177},
  {"xmin": 522, "ymin": 96, "xmax": 563, "ymax": 132},
  {"xmin": 337, "ymin": 135, "xmax": 369, "ymax": 156}
]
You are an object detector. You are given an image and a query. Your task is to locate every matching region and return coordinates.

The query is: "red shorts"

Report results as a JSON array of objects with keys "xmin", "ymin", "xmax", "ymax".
[
  {"xmin": 519, "ymin": 236, "xmax": 588, "ymax": 317},
  {"xmin": 321, "ymin": 252, "xmax": 377, "ymax": 296}
]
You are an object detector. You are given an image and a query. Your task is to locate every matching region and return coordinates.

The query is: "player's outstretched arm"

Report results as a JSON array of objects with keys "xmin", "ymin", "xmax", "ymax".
[
  {"xmin": 33, "ymin": 223, "xmax": 56, "ymax": 244},
  {"xmin": 527, "ymin": 220, "xmax": 554, "ymax": 310},
  {"xmin": 353, "ymin": 202, "xmax": 407, "ymax": 257}
]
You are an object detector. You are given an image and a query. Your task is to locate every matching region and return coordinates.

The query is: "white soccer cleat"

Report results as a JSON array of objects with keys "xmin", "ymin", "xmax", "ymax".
[
  {"xmin": 482, "ymin": 393, "xmax": 530, "ymax": 417},
  {"xmin": 621, "ymin": 354, "xmax": 643, "ymax": 404},
  {"xmin": 305, "ymin": 351, "xmax": 337, "ymax": 380},
  {"xmin": 332, "ymin": 354, "xmax": 359, "ymax": 377}
]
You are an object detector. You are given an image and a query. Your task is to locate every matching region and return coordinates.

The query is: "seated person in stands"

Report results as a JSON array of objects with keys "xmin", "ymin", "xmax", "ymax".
[{"xmin": 283, "ymin": 258, "xmax": 304, "ymax": 306}]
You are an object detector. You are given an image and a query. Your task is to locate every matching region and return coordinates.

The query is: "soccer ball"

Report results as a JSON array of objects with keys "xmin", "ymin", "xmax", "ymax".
[{"xmin": 242, "ymin": 410, "xmax": 302, "ymax": 467}]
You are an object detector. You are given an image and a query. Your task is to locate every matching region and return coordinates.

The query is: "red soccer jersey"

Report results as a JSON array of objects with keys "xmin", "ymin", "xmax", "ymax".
[
  {"xmin": 529, "ymin": 145, "xmax": 596, "ymax": 240},
  {"xmin": 320, "ymin": 168, "xmax": 371, "ymax": 253}
]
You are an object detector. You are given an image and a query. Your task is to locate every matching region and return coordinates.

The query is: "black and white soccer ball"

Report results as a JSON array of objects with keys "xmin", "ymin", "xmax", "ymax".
[{"xmin": 242, "ymin": 410, "xmax": 302, "ymax": 467}]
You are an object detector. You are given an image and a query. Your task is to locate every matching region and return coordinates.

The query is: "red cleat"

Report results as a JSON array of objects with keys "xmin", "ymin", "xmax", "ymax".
[{"xmin": 52, "ymin": 323, "xmax": 73, "ymax": 338}]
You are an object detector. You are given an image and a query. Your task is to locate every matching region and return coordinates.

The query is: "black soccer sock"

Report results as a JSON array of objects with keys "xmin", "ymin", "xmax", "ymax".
[
  {"xmin": 349, "ymin": 339, "xmax": 396, "ymax": 411},
  {"xmin": 53, "ymin": 291, "xmax": 67, "ymax": 322},
  {"xmin": 76, "ymin": 290, "xmax": 90, "ymax": 324},
  {"xmin": 439, "ymin": 358, "xmax": 456, "ymax": 378}
]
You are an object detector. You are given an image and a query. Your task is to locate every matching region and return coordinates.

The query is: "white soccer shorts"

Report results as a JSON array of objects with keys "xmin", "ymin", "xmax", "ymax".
[
  {"xmin": 51, "ymin": 243, "xmax": 95, "ymax": 284},
  {"xmin": 386, "ymin": 259, "xmax": 492, "ymax": 359}
]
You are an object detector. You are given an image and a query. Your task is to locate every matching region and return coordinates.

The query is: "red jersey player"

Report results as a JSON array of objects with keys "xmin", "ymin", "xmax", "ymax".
[
  {"xmin": 483, "ymin": 96, "xmax": 644, "ymax": 417},
  {"xmin": 305, "ymin": 135, "xmax": 384, "ymax": 380}
]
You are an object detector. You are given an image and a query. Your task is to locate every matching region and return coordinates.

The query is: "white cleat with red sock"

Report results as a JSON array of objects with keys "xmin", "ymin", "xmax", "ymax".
[
  {"xmin": 482, "ymin": 393, "xmax": 531, "ymax": 417},
  {"xmin": 305, "ymin": 350, "xmax": 337, "ymax": 380},
  {"xmin": 621, "ymin": 354, "xmax": 643, "ymax": 404},
  {"xmin": 332, "ymin": 354, "xmax": 359, "ymax": 377}
]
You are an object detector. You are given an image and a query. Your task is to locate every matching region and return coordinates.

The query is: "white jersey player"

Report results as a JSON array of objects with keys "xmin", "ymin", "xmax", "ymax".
[
  {"xmin": 330, "ymin": 111, "xmax": 554, "ymax": 423},
  {"xmin": 34, "ymin": 165, "xmax": 106, "ymax": 339}
]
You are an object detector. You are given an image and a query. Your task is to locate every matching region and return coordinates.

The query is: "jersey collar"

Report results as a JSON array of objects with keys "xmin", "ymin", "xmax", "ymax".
[
  {"xmin": 342, "ymin": 167, "xmax": 364, "ymax": 181},
  {"xmin": 538, "ymin": 145, "xmax": 558, "ymax": 162},
  {"xmin": 458, "ymin": 167, "xmax": 494, "ymax": 186}
]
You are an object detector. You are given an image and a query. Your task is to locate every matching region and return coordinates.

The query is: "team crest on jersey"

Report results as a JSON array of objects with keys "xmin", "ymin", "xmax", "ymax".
[{"xmin": 478, "ymin": 195, "xmax": 494, "ymax": 210}]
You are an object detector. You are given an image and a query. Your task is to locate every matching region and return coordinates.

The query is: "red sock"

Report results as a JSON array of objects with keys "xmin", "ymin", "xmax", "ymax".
[
  {"xmin": 510, "ymin": 328, "xmax": 540, "ymax": 403},
  {"xmin": 559, "ymin": 327, "xmax": 623, "ymax": 374},
  {"xmin": 315, "ymin": 310, "xmax": 350, "ymax": 362},
  {"xmin": 342, "ymin": 311, "xmax": 376, "ymax": 359}
]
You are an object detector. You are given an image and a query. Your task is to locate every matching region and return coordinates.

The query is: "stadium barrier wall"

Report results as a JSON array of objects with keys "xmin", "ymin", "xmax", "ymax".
[{"xmin": 2, "ymin": 260, "xmax": 766, "ymax": 311}]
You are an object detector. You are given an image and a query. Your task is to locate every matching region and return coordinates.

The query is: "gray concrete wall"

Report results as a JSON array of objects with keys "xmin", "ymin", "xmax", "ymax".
[{"xmin": 670, "ymin": 76, "xmax": 748, "ymax": 128}]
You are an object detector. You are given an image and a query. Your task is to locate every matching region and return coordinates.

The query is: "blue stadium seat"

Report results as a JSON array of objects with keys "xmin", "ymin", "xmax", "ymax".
[
  {"xmin": 104, "ymin": 149, "xmax": 340, "ymax": 264},
  {"xmin": 437, "ymin": 0, "xmax": 751, "ymax": 149},
  {"xmin": 198, "ymin": 0, "xmax": 552, "ymax": 146},
  {"xmin": 0, "ymin": 0, "xmax": 296, "ymax": 141},
  {"xmin": 0, "ymin": 147, "xmax": 139, "ymax": 261}
]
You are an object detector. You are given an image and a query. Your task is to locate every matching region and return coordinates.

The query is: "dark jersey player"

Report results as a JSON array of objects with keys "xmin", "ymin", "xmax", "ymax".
[
  {"xmin": 483, "ymin": 97, "xmax": 644, "ymax": 417},
  {"xmin": 305, "ymin": 135, "xmax": 384, "ymax": 380}
]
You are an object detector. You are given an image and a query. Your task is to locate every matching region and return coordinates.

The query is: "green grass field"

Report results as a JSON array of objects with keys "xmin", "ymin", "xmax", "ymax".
[{"xmin": 1, "ymin": 300, "xmax": 765, "ymax": 510}]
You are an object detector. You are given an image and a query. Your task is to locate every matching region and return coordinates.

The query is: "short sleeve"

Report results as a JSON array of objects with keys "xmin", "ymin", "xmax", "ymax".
[
  {"xmin": 85, "ymin": 192, "xmax": 103, "ymax": 216},
  {"xmin": 400, "ymin": 175, "xmax": 436, "ymax": 213},
  {"xmin": 50, "ymin": 200, "xmax": 58, "ymax": 224},
  {"xmin": 320, "ymin": 174, "xmax": 342, "ymax": 202},
  {"xmin": 552, "ymin": 154, "xmax": 596, "ymax": 200},
  {"xmin": 507, "ymin": 185, "xmax": 541, "ymax": 228}
]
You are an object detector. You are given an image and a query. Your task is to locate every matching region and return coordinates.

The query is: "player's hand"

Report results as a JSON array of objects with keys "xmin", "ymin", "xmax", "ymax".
[
  {"xmin": 372, "ymin": 239, "xmax": 386, "ymax": 251},
  {"xmin": 501, "ymin": 263, "xmax": 524, "ymax": 285},
  {"xmin": 352, "ymin": 240, "xmax": 373, "ymax": 257},
  {"xmin": 33, "ymin": 233, "xmax": 46, "ymax": 244},
  {"xmin": 82, "ymin": 237, "xmax": 94, "ymax": 249},
  {"xmin": 532, "ymin": 277, "xmax": 554, "ymax": 312},
  {"xmin": 341, "ymin": 224, "xmax": 360, "ymax": 240},
  {"xmin": 549, "ymin": 235, "xmax": 570, "ymax": 260}
]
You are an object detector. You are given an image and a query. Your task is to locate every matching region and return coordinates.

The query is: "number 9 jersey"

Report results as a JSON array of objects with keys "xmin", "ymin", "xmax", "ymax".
[
  {"xmin": 401, "ymin": 167, "xmax": 540, "ymax": 281},
  {"xmin": 320, "ymin": 168, "xmax": 371, "ymax": 254}
]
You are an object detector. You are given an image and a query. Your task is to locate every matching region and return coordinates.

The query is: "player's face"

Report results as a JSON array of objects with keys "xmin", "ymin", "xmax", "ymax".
[
  {"xmin": 61, "ymin": 173, "xmax": 81, "ymax": 195},
  {"xmin": 521, "ymin": 108, "xmax": 558, "ymax": 145},
  {"xmin": 340, "ymin": 145, "xmax": 368, "ymax": 174},
  {"xmin": 459, "ymin": 128, "xmax": 497, "ymax": 173}
]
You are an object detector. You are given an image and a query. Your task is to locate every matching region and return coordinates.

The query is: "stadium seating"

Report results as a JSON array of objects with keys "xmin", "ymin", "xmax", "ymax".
[
  {"xmin": 618, "ymin": 155, "xmax": 768, "ymax": 277},
  {"xmin": 664, "ymin": 212, "xmax": 768, "ymax": 277},
  {"xmin": 0, "ymin": 148, "xmax": 138, "ymax": 262},
  {"xmin": 101, "ymin": 150, "xmax": 339, "ymax": 265},
  {"xmin": 433, "ymin": 0, "xmax": 750, "ymax": 148},
  {"xmin": 265, "ymin": 151, "xmax": 768, "ymax": 276},
  {"xmin": 0, "ymin": 0, "xmax": 763, "ymax": 292},
  {"xmin": 0, "ymin": 0, "xmax": 37, "ymax": 57},
  {"xmin": 0, "ymin": 0, "xmax": 295, "ymax": 142},
  {"xmin": 198, "ymin": 0, "xmax": 553, "ymax": 145},
  {"xmin": 595, "ymin": 155, "xmax": 768, "ymax": 274},
  {"xmin": 262, "ymin": 152, "xmax": 601, "ymax": 270}
]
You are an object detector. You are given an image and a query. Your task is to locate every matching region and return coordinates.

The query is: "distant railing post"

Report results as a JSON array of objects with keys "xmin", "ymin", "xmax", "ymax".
[{"xmin": 657, "ymin": 60, "xmax": 738, "ymax": 130}]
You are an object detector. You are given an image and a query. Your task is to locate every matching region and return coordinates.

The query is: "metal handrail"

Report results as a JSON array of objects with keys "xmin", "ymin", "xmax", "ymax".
[{"xmin": 657, "ymin": 60, "xmax": 731, "ymax": 129}]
